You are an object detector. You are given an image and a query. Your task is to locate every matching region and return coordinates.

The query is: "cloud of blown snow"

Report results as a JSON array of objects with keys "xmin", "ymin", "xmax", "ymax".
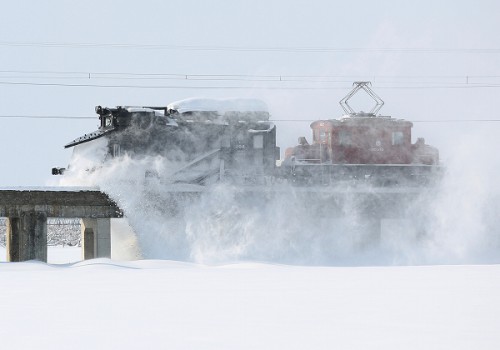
[{"xmin": 56, "ymin": 112, "xmax": 500, "ymax": 266}]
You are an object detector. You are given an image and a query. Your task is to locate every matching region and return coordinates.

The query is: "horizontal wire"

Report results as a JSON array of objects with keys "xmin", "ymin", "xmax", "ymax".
[
  {"xmin": 1, "ymin": 76, "xmax": 498, "ymax": 85},
  {"xmin": 1, "ymin": 41, "xmax": 499, "ymax": 54},
  {"xmin": 1, "ymin": 81, "xmax": 500, "ymax": 90},
  {"xmin": 269, "ymin": 119, "xmax": 500, "ymax": 122},
  {"xmin": 1, "ymin": 69, "xmax": 500, "ymax": 81},
  {"xmin": 0, "ymin": 115, "xmax": 94, "ymax": 119},
  {"xmin": 1, "ymin": 115, "xmax": 500, "ymax": 123}
]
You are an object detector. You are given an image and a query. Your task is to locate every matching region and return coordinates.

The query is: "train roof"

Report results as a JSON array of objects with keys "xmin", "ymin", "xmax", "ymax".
[
  {"xmin": 167, "ymin": 98, "xmax": 269, "ymax": 115},
  {"xmin": 311, "ymin": 114, "xmax": 413, "ymax": 128},
  {"xmin": 121, "ymin": 107, "xmax": 168, "ymax": 117}
]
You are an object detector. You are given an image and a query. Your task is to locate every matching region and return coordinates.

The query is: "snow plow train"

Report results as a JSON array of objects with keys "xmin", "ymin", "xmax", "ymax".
[{"xmin": 53, "ymin": 82, "xmax": 439, "ymax": 188}]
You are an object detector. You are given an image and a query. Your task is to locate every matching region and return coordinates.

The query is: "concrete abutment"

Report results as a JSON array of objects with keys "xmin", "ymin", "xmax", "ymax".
[
  {"xmin": 1, "ymin": 189, "xmax": 122, "ymax": 262},
  {"xmin": 4, "ymin": 215, "xmax": 112, "ymax": 262},
  {"xmin": 6, "ymin": 212, "xmax": 47, "ymax": 262},
  {"xmin": 81, "ymin": 218, "xmax": 111, "ymax": 259}
]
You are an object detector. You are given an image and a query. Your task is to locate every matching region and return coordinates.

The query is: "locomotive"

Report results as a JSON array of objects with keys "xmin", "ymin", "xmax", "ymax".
[
  {"xmin": 282, "ymin": 82, "xmax": 439, "ymax": 185},
  {"xmin": 54, "ymin": 82, "xmax": 439, "ymax": 187},
  {"xmin": 55, "ymin": 98, "xmax": 279, "ymax": 185}
]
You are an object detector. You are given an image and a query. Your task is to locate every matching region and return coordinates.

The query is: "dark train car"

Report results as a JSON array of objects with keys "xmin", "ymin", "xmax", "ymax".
[{"xmin": 55, "ymin": 98, "xmax": 279, "ymax": 185}]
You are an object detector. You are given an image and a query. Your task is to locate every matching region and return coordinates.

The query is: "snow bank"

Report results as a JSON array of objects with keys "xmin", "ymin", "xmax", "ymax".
[{"xmin": 0, "ymin": 261, "xmax": 499, "ymax": 350}]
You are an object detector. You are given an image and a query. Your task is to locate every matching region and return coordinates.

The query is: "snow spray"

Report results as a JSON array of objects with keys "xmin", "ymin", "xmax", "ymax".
[{"xmin": 58, "ymin": 127, "xmax": 500, "ymax": 266}]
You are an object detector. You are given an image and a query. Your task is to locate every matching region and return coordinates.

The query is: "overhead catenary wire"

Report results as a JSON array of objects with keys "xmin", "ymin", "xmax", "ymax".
[
  {"xmin": 1, "ymin": 69, "xmax": 500, "ymax": 83},
  {"xmin": 1, "ymin": 71, "xmax": 499, "ymax": 122},
  {"xmin": 270, "ymin": 119, "xmax": 500, "ymax": 123},
  {"xmin": 3, "ymin": 69, "xmax": 500, "ymax": 78},
  {"xmin": 1, "ymin": 70, "xmax": 500, "ymax": 90},
  {"xmin": 1, "ymin": 115, "xmax": 500, "ymax": 123},
  {"xmin": 1, "ymin": 41, "xmax": 500, "ymax": 54},
  {"xmin": 1, "ymin": 81, "xmax": 500, "ymax": 90},
  {"xmin": 0, "ymin": 115, "xmax": 94, "ymax": 119}
]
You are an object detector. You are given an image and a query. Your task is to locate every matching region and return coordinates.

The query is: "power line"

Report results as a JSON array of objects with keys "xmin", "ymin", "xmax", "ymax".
[
  {"xmin": 1, "ymin": 76, "xmax": 499, "ymax": 85},
  {"xmin": 1, "ymin": 70, "xmax": 500, "ymax": 88},
  {"xmin": 1, "ymin": 69, "xmax": 500, "ymax": 81},
  {"xmin": 1, "ymin": 115, "xmax": 500, "ymax": 123},
  {"xmin": 1, "ymin": 81, "xmax": 500, "ymax": 90},
  {"xmin": 0, "ymin": 81, "xmax": 344, "ymax": 89},
  {"xmin": 1, "ymin": 41, "xmax": 499, "ymax": 54},
  {"xmin": 270, "ymin": 119, "xmax": 500, "ymax": 123},
  {"xmin": 412, "ymin": 119, "xmax": 500, "ymax": 123},
  {"xmin": 0, "ymin": 115, "xmax": 93, "ymax": 119}
]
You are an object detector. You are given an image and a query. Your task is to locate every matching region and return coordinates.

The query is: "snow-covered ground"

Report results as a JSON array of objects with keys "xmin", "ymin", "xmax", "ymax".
[
  {"xmin": 0, "ymin": 245, "xmax": 499, "ymax": 350},
  {"xmin": 0, "ymin": 245, "xmax": 82, "ymax": 264}
]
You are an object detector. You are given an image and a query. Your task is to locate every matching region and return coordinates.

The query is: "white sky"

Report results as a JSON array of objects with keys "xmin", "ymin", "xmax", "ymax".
[{"xmin": 1, "ymin": 0, "xmax": 500, "ymax": 186}]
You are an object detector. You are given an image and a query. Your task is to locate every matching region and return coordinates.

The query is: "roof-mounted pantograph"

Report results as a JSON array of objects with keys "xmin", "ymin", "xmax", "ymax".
[{"xmin": 339, "ymin": 81, "xmax": 384, "ymax": 116}]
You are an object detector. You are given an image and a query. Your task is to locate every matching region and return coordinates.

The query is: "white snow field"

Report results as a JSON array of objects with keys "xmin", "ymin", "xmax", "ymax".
[{"xmin": 0, "ymin": 259, "xmax": 499, "ymax": 350}]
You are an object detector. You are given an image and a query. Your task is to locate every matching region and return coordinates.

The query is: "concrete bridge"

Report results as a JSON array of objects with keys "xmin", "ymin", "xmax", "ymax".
[
  {"xmin": 1, "ymin": 184, "xmax": 433, "ymax": 263},
  {"xmin": 0, "ymin": 187, "xmax": 122, "ymax": 262}
]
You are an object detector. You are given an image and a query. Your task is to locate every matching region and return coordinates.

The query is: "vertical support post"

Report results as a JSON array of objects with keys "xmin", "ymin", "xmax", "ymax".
[
  {"xmin": 6, "ymin": 217, "xmax": 20, "ymax": 262},
  {"xmin": 33, "ymin": 212, "xmax": 48, "ymax": 262},
  {"xmin": 82, "ymin": 219, "xmax": 95, "ymax": 260},
  {"xmin": 81, "ymin": 218, "xmax": 111, "ymax": 260},
  {"xmin": 6, "ymin": 212, "xmax": 47, "ymax": 262},
  {"xmin": 96, "ymin": 218, "xmax": 111, "ymax": 258}
]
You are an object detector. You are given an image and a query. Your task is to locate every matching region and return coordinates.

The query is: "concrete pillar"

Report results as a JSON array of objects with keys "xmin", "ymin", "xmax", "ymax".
[
  {"xmin": 6, "ymin": 212, "xmax": 47, "ymax": 262},
  {"xmin": 82, "ymin": 222, "xmax": 95, "ymax": 260},
  {"xmin": 6, "ymin": 217, "xmax": 20, "ymax": 262},
  {"xmin": 81, "ymin": 218, "xmax": 111, "ymax": 260}
]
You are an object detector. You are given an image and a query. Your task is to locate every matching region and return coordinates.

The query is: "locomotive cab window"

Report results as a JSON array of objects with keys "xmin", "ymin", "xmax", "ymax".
[
  {"xmin": 319, "ymin": 131, "xmax": 327, "ymax": 142},
  {"xmin": 339, "ymin": 130, "xmax": 351, "ymax": 146},
  {"xmin": 314, "ymin": 129, "xmax": 320, "ymax": 142},
  {"xmin": 392, "ymin": 131, "xmax": 404, "ymax": 145},
  {"xmin": 112, "ymin": 144, "xmax": 121, "ymax": 157},
  {"xmin": 101, "ymin": 116, "xmax": 113, "ymax": 128},
  {"xmin": 253, "ymin": 134, "xmax": 264, "ymax": 149},
  {"xmin": 105, "ymin": 117, "xmax": 113, "ymax": 127}
]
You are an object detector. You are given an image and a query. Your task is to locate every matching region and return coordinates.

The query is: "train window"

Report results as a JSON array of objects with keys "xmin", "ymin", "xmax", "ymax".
[
  {"xmin": 112, "ymin": 144, "xmax": 121, "ymax": 157},
  {"xmin": 253, "ymin": 135, "xmax": 264, "ymax": 149},
  {"xmin": 104, "ymin": 116, "xmax": 112, "ymax": 127},
  {"xmin": 339, "ymin": 130, "xmax": 351, "ymax": 146},
  {"xmin": 392, "ymin": 131, "xmax": 404, "ymax": 145},
  {"xmin": 320, "ymin": 131, "xmax": 326, "ymax": 142}
]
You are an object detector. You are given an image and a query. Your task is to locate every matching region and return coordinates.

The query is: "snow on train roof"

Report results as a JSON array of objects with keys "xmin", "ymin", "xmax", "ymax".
[{"xmin": 167, "ymin": 98, "xmax": 268, "ymax": 114}]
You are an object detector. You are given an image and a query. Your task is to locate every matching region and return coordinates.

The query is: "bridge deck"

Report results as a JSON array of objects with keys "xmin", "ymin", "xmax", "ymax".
[{"xmin": 0, "ymin": 187, "xmax": 122, "ymax": 218}]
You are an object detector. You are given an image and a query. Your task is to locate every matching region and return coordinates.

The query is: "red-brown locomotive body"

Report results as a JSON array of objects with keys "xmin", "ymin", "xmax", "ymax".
[
  {"xmin": 285, "ymin": 114, "xmax": 438, "ymax": 165},
  {"xmin": 283, "ymin": 82, "xmax": 439, "ymax": 185}
]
